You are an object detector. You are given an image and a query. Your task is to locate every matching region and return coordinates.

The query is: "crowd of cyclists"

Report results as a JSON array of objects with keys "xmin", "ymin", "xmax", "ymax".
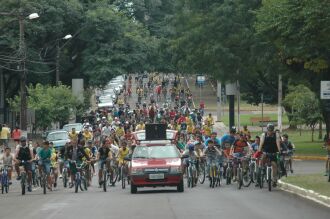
[{"xmin": 2, "ymin": 72, "xmax": 330, "ymax": 195}]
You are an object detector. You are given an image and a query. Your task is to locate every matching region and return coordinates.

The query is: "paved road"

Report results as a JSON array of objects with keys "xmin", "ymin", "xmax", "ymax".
[{"xmin": 1, "ymin": 74, "xmax": 329, "ymax": 219}]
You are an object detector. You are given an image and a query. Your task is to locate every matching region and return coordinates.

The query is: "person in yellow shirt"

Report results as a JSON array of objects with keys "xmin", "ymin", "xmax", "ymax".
[
  {"xmin": 205, "ymin": 113, "xmax": 214, "ymax": 128},
  {"xmin": 83, "ymin": 128, "xmax": 93, "ymax": 142},
  {"xmin": 135, "ymin": 121, "xmax": 145, "ymax": 131},
  {"xmin": 115, "ymin": 124, "xmax": 125, "ymax": 138},
  {"xmin": 0, "ymin": 124, "xmax": 10, "ymax": 149},
  {"xmin": 117, "ymin": 141, "xmax": 130, "ymax": 182},
  {"xmin": 68, "ymin": 128, "xmax": 78, "ymax": 141},
  {"xmin": 187, "ymin": 123, "xmax": 195, "ymax": 134},
  {"xmin": 49, "ymin": 142, "xmax": 58, "ymax": 189},
  {"xmin": 203, "ymin": 122, "xmax": 212, "ymax": 137}
]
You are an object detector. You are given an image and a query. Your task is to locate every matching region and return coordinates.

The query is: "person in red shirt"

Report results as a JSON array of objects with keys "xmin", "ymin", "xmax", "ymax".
[
  {"xmin": 230, "ymin": 134, "xmax": 249, "ymax": 181},
  {"xmin": 169, "ymin": 109, "xmax": 176, "ymax": 120},
  {"xmin": 11, "ymin": 126, "xmax": 21, "ymax": 145},
  {"xmin": 176, "ymin": 114, "xmax": 186, "ymax": 124}
]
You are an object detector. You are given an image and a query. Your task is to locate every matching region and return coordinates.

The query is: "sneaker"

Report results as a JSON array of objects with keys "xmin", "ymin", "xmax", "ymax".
[
  {"xmin": 16, "ymin": 176, "xmax": 21, "ymax": 181},
  {"xmin": 28, "ymin": 185, "xmax": 32, "ymax": 192},
  {"xmin": 59, "ymin": 174, "xmax": 63, "ymax": 179},
  {"xmin": 69, "ymin": 183, "xmax": 74, "ymax": 188},
  {"xmin": 8, "ymin": 181, "xmax": 12, "ymax": 185},
  {"xmin": 54, "ymin": 182, "xmax": 57, "ymax": 188}
]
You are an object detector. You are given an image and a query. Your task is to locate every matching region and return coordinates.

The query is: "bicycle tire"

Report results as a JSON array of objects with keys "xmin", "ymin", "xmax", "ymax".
[
  {"xmin": 226, "ymin": 167, "xmax": 231, "ymax": 185},
  {"xmin": 121, "ymin": 166, "xmax": 126, "ymax": 189},
  {"xmin": 103, "ymin": 169, "xmax": 107, "ymax": 192},
  {"xmin": 243, "ymin": 167, "xmax": 252, "ymax": 187},
  {"xmin": 83, "ymin": 177, "xmax": 88, "ymax": 191},
  {"xmin": 63, "ymin": 171, "xmax": 68, "ymax": 188},
  {"xmin": 267, "ymin": 167, "xmax": 272, "ymax": 192},
  {"xmin": 5, "ymin": 184, "xmax": 8, "ymax": 193},
  {"xmin": 237, "ymin": 167, "xmax": 242, "ymax": 190},
  {"xmin": 198, "ymin": 162, "xmax": 205, "ymax": 184},
  {"xmin": 21, "ymin": 173, "xmax": 26, "ymax": 195},
  {"xmin": 1, "ymin": 183, "xmax": 4, "ymax": 194},
  {"xmin": 258, "ymin": 168, "xmax": 264, "ymax": 189}
]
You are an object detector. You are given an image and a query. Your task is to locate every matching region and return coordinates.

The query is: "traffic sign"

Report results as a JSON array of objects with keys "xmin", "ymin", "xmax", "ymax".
[
  {"xmin": 196, "ymin": 75, "xmax": 205, "ymax": 85},
  {"xmin": 321, "ymin": 81, "xmax": 330, "ymax": 99}
]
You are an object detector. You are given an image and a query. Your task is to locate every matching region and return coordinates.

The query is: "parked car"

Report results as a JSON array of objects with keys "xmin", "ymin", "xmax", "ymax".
[
  {"xmin": 62, "ymin": 123, "xmax": 83, "ymax": 133},
  {"xmin": 46, "ymin": 130, "xmax": 70, "ymax": 150}
]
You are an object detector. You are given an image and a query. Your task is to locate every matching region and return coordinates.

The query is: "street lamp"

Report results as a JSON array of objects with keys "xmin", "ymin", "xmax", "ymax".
[
  {"xmin": 56, "ymin": 34, "xmax": 72, "ymax": 85},
  {"xmin": 19, "ymin": 12, "xmax": 39, "ymax": 131}
]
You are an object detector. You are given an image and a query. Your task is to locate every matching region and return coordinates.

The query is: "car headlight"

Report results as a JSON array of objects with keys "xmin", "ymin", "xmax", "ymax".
[
  {"xmin": 170, "ymin": 166, "xmax": 182, "ymax": 173},
  {"xmin": 131, "ymin": 168, "xmax": 144, "ymax": 175}
]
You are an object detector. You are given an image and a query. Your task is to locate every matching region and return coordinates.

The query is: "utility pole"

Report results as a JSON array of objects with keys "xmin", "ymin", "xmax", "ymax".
[
  {"xmin": 278, "ymin": 74, "xmax": 283, "ymax": 132},
  {"xmin": 237, "ymin": 80, "xmax": 240, "ymax": 131},
  {"xmin": 216, "ymin": 81, "xmax": 222, "ymax": 121},
  {"xmin": 55, "ymin": 40, "xmax": 60, "ymax": 85},
  {"xmin": 18, "ymin": 8, "xmax": 27, "ymax": 130}
]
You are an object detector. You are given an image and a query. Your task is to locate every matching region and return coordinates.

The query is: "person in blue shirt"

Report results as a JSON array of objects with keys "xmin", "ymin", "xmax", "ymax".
[
  {"xmin": 250, "ymin": 136, "xmax": 260, "ymax": 152},
  {"xmin": 220, "ymin": 127, "xmax": 237, "ymax": 148},
  {"xmin": 205, "ymin": 132, "xmax": 221, "ymax": 146}
]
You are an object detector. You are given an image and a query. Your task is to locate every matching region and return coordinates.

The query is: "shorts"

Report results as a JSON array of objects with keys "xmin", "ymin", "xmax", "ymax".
[
  {"xmin": 19, "ymin": 161, "xmax": 32, "ymax": 172},
  {"xmin": 38, "ymin": 160, "xmax": 51, "ymax": 175},
  {"xmin": 98, "ymin": 159, "xmax": 108, "ymax": 170}
]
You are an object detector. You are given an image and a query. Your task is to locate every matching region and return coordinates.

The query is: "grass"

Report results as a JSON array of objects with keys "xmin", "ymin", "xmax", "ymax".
[
  {"xmin": 220, "ymin": 113, "xmax": 290, "ymax": 127},
  {"xmin": 282, "ymin": 174, "xmax": 330, "ymax": 197}
]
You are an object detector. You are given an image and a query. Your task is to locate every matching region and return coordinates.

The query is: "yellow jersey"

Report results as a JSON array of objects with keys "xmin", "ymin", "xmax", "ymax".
[
  {"xmin": 118, "ymin": 147, "xmax": 129, "ymax": 162},
  {"xmin": 83, "ymin": 131, "xmax": 93, "ymax": 141}
]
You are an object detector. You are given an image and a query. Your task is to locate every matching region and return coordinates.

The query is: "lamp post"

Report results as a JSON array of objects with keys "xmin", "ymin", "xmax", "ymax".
[
  {"xmin": 55, "ymin": 34, "xmax": 72, "ymax": 85},
  {"xmin": 18, "ymin": 11, "xmax": 39, "ymax": 130}
]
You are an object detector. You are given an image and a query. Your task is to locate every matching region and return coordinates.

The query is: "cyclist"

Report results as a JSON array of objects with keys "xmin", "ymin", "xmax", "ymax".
[
  {"xmin": 323, "ymin": 131, "xmax": 330, "ymax": 176},
  {"xmin": 258, "ymin": 123, "xmax": 281, "ymax": 187},
  {"xmin": 220, "ymin": 127, "xmax": 237, "ymax": 148},
  {"xmin": 230, "ymin": 134, "xmax": 249, "ymax": 181},
  {"xmin": 203, "ymin": 139, "xmax": 222, "ymax": 178},
  {"xmin": 49, "ymin": 143, "xmax": 59, "ymax": 188},
  {"xmin": 182, "ymin": 143, "xmax": 198, "ymax": 177},
  {"xmin": 205, "ymin": 132, "xmax": 221, "ymax": 146},
  {"xmin": 2, "ymin": 147, "xmax": 13, "ymax": 184},
  {"xmin": 117, "ymin": 141, "xmax": 130, "ymax": 181},
  {"xmin": 65, "ymin": 140, "xmax": 90, "ymax": 188},
  {"xmin": 15, "ymin": 136, "xmax": 34, "ymax": 192},
  {"xmin": 96, "ymin": 139, "xmax": 112, "ymax": 186},
  {"xmin": 281, "ymin": 134, "xmax": 295, "ymax": 173},
  {"xmin": 37, "ymin": 141, "xmax": 53, "ymax": 190},
  {"xmin": 69, "ymin": 128, "xmax": 78, "ymax": 142}
]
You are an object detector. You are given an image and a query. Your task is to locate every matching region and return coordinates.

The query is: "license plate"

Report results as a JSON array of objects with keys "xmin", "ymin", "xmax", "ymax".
[{"xmin": 149, "ymin": 173, "xmax": 164, "ymax": 180}]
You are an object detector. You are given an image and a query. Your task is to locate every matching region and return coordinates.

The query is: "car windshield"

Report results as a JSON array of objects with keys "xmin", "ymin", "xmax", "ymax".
[
  {"xmin": 132, "ymin": 145, "xmax": 179, "ymax": 159},
  {"xmin": 47, "ymin": 132, "xmax": 68, "ymax": 141},
  {"xmin": 63, "ymin": 124, "xmax": 82, "ymax": 132}
]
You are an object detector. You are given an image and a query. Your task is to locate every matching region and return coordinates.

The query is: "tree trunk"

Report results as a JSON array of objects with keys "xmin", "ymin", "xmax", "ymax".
[
  {"xmin": 319, "ymin": 120, "xmax": 323, "ymax": 140},
  {"xmin": 311, "ymin": 126, "xmax": 315, "ymax": 142}
]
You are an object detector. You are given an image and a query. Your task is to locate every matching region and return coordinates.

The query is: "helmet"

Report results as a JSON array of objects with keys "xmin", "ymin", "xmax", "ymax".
[
  {"xmin": 230, "ymin": 126, "xmax": 237, "ymax": 134},
  {"xmin": 20, "ymin": 136, "xmax": 27, "ymax": 142},
  {"xmin": 267, "ymin": 123, "xmax": 275, "ymax": 132},
  {"xmin": 282, "ymin": 133, "xmax": 288, "ymax": 138},
  {"xmin": 188, "ymin": 143, "xmax": 195, "ymax": 151}
]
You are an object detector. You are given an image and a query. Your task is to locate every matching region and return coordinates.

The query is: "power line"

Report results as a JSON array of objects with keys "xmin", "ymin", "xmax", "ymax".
[
  {"xmin": 27, "ymin": 68, "xmax": 56, "ymax": 74},
  {"xmin": 0, "ymin": 63, "xmax": 23, "ymax": 72}
]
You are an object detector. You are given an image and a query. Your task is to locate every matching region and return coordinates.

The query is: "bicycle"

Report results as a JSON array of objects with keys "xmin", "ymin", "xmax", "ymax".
[
  {"xmin": 109, "ymin": 159, "xmax": 119, "ymax": 186},
  {"xmin": 263, "ymin": 153, "xmax": 277, "ymax": 192},
  {"xmin": 120, "ymin": 160, "xmax": 130, "ymax": 189},
  {"xmin": 224, "ymin": 158, "xmax": 233, "ymax": 185},
  {"xmin": 242, "ymin": 156, "xmax": 252, "ymax": 188},
  {"xmin": 186, "ymin": 158, "xmax": 197, "ymax": 188},
  {"xmin": 71, "ymin": 161, "xmax": 88, "ymax": 193},
  {"xmin": 0, "ymin": 165, "xmax": 10, "ymax": 194},
  {"xmin": 197, "ymin": 158, "xmax": 206, "ymax": 184},
  {"xmin": 62, "ymin": 160, "xmax": 69, "ymax": 188},
  {"xmin": 31, "ymin": 161, "xmax": 40, "ymax": 187},
  {"xmin": 39, "ymin": 163, "xmax": 48, "ymax": 194},
  {"xmin": 19, "ymin": 160, "xmax": 28, "ymax": 195},
  {"xmin": 236, "ymin": 157, "xmax": 243, "ymax": 190}
]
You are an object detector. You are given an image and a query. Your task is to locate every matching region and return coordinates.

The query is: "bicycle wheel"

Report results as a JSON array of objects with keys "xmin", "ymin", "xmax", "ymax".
[
  {"xmin": 82, "ymin": 177, "xmax": 88, "ymax": 191},
  {"xmin": 187, "ymin": 167, "xmax": 191, "ymax": 188},
  {"xmin": 21, "ymin": 173, "xmax": 26, "ymax": 195},
  {"xmin": 103, "ymin": 169, "xmax": 107, "ymax": 192},
  {"xmin": 259, "ymin": 168, "xmax": 264, "ymax": 189},
  {"xmin": 237, "ymin": 167, "xmax": 242, "ymax": 190},
  {"xmin": 250, "ymin": 163, "xmax": 256, "ymax": 183},
  {"xmin": 42, "ymin": 174, "xmax": 47, "ymax": 194},
  {"xmin": 121, "ymin": 167, "xmax": 126, "ymax": 189},
  {"xmin": 226, "ymin": 167, "xmax": 232, "ymax": 185},
  {"xmin": 75, "ymin": 173, "xmax": 79, "ymax": 193},
  {"xmin": 63, "ymin": 170, "xmax": 68, "ymax": 188},
  {"xmin": 1, "ymin": 182, "xmax": 4, "ymax": 194},
  {"xmin": 198, "ymin": 162, "xmax": 205, "ymax": 184},
  {"xmin": 267, "ymin": 167, "xmax": 272, "ymax": 192},
  {"xmin": 243, "ymin": 167, "xmax": 252, "ymax": 187}
]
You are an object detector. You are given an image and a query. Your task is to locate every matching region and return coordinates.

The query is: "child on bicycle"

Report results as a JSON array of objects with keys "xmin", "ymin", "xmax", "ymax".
[
  {"xmin": 2, "ymin": 147, "xmax": 13, "ymax": 184},
  {"xmin": 203, "ymin": 140, "xmax": 222, "ymax": 178}
]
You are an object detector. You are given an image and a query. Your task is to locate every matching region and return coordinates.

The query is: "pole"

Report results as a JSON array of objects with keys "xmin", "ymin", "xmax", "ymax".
[
  {"xmin": 261, "ymin": 93, "xmax": 264, "ymax": 132},
  {"xmin": 19, "ymin": 11, "xmax": 27, "ymax": 130},
  {"xmin": 278, "ymin": 74, "xmax": 283, "ymax": 132},
  {"xmin": 237, "ymin": 80, "xmax": 240, "ymax": 131},
  {"xmin": 0, "ymin": 70, "xmax": 4, "ymax": 123},
  {"xmin": 55, "ymin": 40, "xmax": 60, "ymax": 85},
  {"xmin": 229, "ymin": 95, "xmax": 235, "ymax": 129},
  {"xmin": 216, "ymin": 80, "xmax": 222, "ymax": 121}
]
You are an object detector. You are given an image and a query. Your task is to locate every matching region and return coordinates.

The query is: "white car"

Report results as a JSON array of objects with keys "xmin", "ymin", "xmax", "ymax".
[{"xmin": 98, "ymin": 101, "xmax": 114, "ymax": 109}]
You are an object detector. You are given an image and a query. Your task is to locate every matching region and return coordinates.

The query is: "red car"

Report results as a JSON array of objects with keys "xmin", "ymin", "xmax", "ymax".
[{"xmin": 127, "ymin": 142, "xmax": 185, "ymax": 193}]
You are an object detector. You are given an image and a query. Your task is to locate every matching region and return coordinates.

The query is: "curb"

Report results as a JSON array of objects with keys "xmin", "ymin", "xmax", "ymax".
[
  {"xmin": 293, "ymin": 156, "xmax": 327, "ymax": 161},
  {"xmin": 278, "ymin": 180, "xmax": 330, "ymax": 208}
]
